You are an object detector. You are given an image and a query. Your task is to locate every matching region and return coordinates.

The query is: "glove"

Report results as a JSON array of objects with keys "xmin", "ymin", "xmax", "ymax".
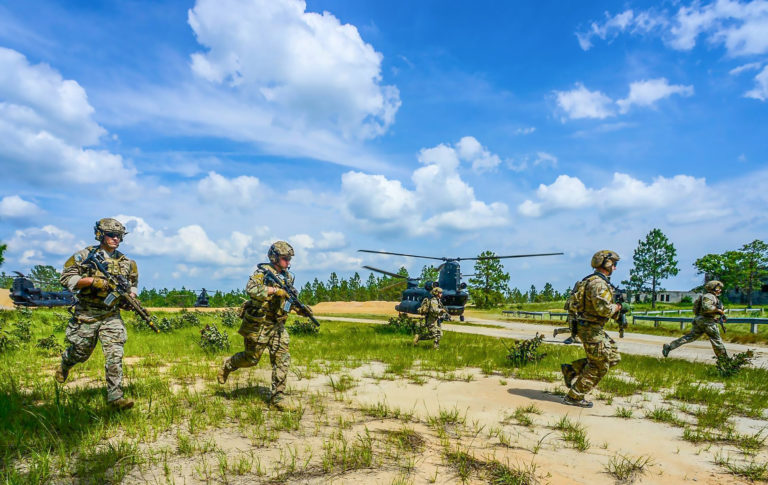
[
  {"xmin": 91, "ymin": 276, "xmax": 111, "ymax": 291},
  {"xmin": 273, "ymin": 288, "xmax": 289, "ymax": 299}
]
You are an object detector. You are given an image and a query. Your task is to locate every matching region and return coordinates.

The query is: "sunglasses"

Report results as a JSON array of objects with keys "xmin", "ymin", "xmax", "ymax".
[{"xmin": 104, "ymin": 232, "xmax": 123, "ymax": 239}]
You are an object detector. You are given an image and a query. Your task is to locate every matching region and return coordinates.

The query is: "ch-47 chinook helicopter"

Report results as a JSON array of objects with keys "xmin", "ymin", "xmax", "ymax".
[
  {"xmin": 359, "ymin": 250, "xmax": 563, "ymax": 321},
  {"xmin": 9, "ymin": 272, "xmax": 76, "ymax": 308}
]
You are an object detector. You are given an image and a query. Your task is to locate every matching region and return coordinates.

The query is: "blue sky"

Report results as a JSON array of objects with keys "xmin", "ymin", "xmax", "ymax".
[{"xmin": 1, "ymin": 0, "xmax": 766, "ymax": 294}]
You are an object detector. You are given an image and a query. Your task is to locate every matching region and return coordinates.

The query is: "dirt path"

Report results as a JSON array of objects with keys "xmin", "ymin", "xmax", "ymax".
[{"xmin": 315, "ymin": 314, "xmax": 768, "ymax": 367}]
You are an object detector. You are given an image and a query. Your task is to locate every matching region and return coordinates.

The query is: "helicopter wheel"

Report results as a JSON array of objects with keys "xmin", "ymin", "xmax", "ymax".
[{"xmin": 460, "ymin": 314, "xmax": 465, "ymax": 322}]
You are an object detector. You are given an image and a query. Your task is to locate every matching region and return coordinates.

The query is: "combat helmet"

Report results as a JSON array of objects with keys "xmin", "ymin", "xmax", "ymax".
[
  {"xmin": 704, "ymin": 280, "xmax": 724, "ymax": 293},
  {"xmin": 591, "ymin": 250, "xmax": 620, "ymax": 269},
  {"xmin": 431, "ymin": 286, "xmax": 443, "ymax": 297},
  {"xmin": 94, "ymin": 218, "xmax": 127, "ymax": 241},
  {"xmin": 268, "ymin": 241, "xmax": 295, "ymax": 265}
]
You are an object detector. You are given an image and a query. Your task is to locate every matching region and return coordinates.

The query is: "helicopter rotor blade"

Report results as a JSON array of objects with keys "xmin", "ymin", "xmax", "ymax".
[
  {"xmin": 358, "ymin": 249, "xmax": 445, "ymax": 261},
  {"xmin": 460, "ymin": 252, "xmax": 564, "ymax": 261},
  {"xmin": 362, "ymin": 265, "xmax": 411, "ymax": 279},
  {"xmin": 380, "ymin": 280, "xmax": 407, "ymax": 291}
]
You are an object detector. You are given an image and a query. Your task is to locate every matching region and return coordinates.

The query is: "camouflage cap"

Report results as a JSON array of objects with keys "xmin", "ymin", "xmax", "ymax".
[
  {"xmin": 94, "ymin": 218, "xmax": 127, "ymax": 241},
  {"xmin": 431, "ymin": 286, "xmax": 443, "ymax": 296},
  {"xmin": 591, "ymin": 250, "xmax": 620, "ymax": 269},
  {"xmin": 704, "ymin": 280, "xmax": 724, "ymax": 292},
  {"xmin": 268, "ymin": 241, "xmax": 295, "ymax": 264}
]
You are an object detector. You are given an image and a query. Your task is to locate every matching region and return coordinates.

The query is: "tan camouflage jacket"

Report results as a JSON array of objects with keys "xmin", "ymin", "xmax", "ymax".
[
  {"xmin": 239, "ymin": 263, "xmax": 296, "ymax": 334},
  {"xmin": 694, "ymin": 293, "xmax": 721, "ymax": 323},
  {"xmin": 60, "ymin": 246, "xmax": 138, "ymax": 317},
  {"xmin": 418, "ymin": 296, "xmax": 449, "ymax": 324},
  {"xmin": 581, "ymin": 273, "xmax": 619, "ymax": 325}
]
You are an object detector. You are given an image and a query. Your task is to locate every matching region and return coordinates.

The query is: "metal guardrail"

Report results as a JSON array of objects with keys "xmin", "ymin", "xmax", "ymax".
[{"xmin": 632, "ymin": 315, "xmax": 768, "ymax": 334}]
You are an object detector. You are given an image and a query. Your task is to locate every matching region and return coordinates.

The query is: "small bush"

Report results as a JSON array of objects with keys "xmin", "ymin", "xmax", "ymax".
[
  {"xmin": 287, "ymin": 319, "xmax": 319, "ymax": 335},
  {"xmin": 36, "ymin": 335, "xmax": 63, "ymax": 354},
  {"xmin": 199, "ymin": 324, "xmax": 230, "ymax": 352},
  {"xmin": 715, "ymin": 350, "xmax": 755, "ymax": 378},
  {"xmin": 11, "ymin": 319, "xmax": 32, "ymax": 343},
  {"xmin": 505, "ymin": 334, "xmax": 546, "ymax": 367},
  {"xmin": 52, "ymin": 312, "xmax": 70, "ymax": 332},
  {"xmin": 383, "ymin": 314, "xmax": 424, "ymax": 335},
  {"xmin": 218, "ymin": 309, "xmax": 239, "ymax": 328}
]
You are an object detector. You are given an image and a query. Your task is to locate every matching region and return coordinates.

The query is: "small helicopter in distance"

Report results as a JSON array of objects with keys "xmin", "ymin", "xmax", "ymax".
[
  {"xmin": 359, "ymin": 249, "xmax": 563, "ymax": 321},
  {"xmin": 9, "ymin": 271, "xmax": 76, "ymax": 308},
  {"xmin": 194, "ymin": 288, "xmax": 210, "ymax": 308}
]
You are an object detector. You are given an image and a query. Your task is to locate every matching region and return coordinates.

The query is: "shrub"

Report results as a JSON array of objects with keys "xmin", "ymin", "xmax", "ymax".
[
  {"xmin": 287, "ymin": 319, "xmax": 319, "ymax": 335},
  {"xmin": 36, "ymin": 335, "xmax": 63, "ymax": 354},
  {"xmin": 199, "ymin": 324, "xmax": 230, "ymax": 352},
  {"xmin": 383, "ymin": 314, "xmax": 424, "ymax": 335},
  {"xmin": 715, "ymin": 350, "xmax": 755, "ymax": 378},
  {"xmin": 218, "ymin": 309, "xmax": 239, "ymax": 328},
  {"xmin": 505, "ymin": 334, "xmax": 546, "ymax": 367}
]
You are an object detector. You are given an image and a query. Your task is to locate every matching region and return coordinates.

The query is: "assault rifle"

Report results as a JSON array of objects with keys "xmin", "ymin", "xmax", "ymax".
[
  {"xmin": 82, "ymin": 249, "xmax": 158, "ymax": 333},
  {"xmin": 257, "ymin": 264, "xmax": 321, "ymax": 328},
  {"xmin": 612, "ymin": 285, "xmax": 630, "ymax": 338},
  {"xmin": 716, "ymin": 300, "xmax": 727, "ymax": 334}
]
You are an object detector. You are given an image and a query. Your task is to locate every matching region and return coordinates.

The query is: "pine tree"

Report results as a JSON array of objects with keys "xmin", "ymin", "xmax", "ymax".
[
  {"xmin": 468, "ymin": 251, "xmax": 510, "ymax": 309},
  {"xmin": 627, "ymin": 228, "xmax": 680, "ymax": 309}
]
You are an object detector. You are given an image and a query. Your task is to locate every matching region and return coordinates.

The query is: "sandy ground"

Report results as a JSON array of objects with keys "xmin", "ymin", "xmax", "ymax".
[
  {"xmin": 118, "ymin": 361, "xmax": 759, "ymax": 484},
  {"xmin": 0, "ymin": 288, "xmax": 12, "ymax": 309}
]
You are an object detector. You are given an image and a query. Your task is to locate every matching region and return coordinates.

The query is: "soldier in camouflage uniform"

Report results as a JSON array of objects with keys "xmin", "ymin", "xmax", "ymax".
[
  {"xmin": 560, "ymin": 250, "xmax": 623, "ymax": 408},
  {"xmin": 663, "ymin": 280, "xmax": 728, "ymax": 359},
  {"xmin": 218, "ymin": 241, "xmax": 310, "ymax": 409},
  {"xmin": 55, "ymin": 218, "xmax": 138, "ymax": 410},
  {"xmin": 414, "ymin": 286, "xmax": 450, "ymax": 349}
]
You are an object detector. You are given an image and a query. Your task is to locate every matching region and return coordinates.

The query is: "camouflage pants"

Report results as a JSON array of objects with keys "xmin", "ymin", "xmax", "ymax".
[
  {"xmin": 61, "ymin": 314, "xmax": 127, "ymax": 402},
  {"xmin": 417, "ymin": 318, "xmax": 442, "ymax": 344},
  {"xmin": 566, "ymin": 323, "xmax": 621, "ymax": 401},
  {"xmin": 227, "ymin": 321, "xmax": 290, "ymax": 401},
  {"xmin": 667, "ymin": 320, "xmax": 727, "ymax": 358}
]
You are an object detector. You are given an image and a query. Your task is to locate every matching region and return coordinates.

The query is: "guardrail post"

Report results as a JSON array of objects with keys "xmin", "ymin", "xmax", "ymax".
[
  {"xmin": 680, "ymin": 321, "xmax": 685, "ymax": 330},
  {"xmin": 752, "ymin": 323, "xmax": 759, "ymax": 334}
]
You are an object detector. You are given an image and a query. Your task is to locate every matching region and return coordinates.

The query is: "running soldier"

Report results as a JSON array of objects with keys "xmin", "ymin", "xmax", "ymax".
[
  {"xmin": 414, "ymin": 286, "xmax": 450, "ymax": 349},
  {"xmin": 56, "ymin": 218, "xmax": 138, "ymax": 410},
  {"xmin": 663, "ymin": 280, "xmax": 728, "ymax": 359},
  {"xmin": 218, "ymin": 241, "xmax": 311, "ymax": 410},
  {"xmin": 560, "ymin": 250, "xmax": 624, "ymax": 408}
]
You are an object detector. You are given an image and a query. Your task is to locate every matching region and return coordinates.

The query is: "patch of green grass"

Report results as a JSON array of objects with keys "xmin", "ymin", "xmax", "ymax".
[
  {"xmin": 614, "ymin": 406, "xmax": 634, "ymax": 419},
  {"xmin": 605, "ymin": 453, "xmax": 652, "ymax": 483},
  {"xmin": 644, "ymin": 406, "xmax": 684, "ymax": 427}
]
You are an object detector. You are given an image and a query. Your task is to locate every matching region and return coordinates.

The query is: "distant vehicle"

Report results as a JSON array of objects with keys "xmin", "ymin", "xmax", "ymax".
[
  {"xmin": 360, "ymin": 249, "xmax": 563, "ymax": 321},
  {"xmin": 194, "ymin": 288, "xmax": 210, "ymax": 307},
  {"xmin": 9, "ymin": 271, "xmax": 76, "ymax": 308}
]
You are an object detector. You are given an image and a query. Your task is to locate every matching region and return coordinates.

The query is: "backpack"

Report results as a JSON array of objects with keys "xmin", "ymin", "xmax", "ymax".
[
  {"xmin": 566, "ymin": 273, "xmax": 609, "ymax": 315},
  {"xmin": 692, "ymin": 295, "xmax": 704, "ymax": 316}
]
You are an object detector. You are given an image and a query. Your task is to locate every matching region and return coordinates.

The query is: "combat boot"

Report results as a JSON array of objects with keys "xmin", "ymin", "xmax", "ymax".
[
  {"xmin": 412, "ymin": 334, "xmax": 420, "ymax": 346},
  {"xmin": 662, "ymin": 344, "xmax": 670, "ymax": 358},
  {"xmin": 563, "ymin": 395, "xmax": 593, "ymax": 408},
  {"xmin": 218, "ymin": 359, "xmax": 232, "ymax": 384},
  {"xmin": 560, "ymin": 364, "xmax": 575, "ymax": 388},
  {"xmin": 109, "ymin": 398, "xmax": 134, "ymax": 411},
  {"xmin": 270, "ymin": 394, "xmax": 287, "ymax": 411},
  {"xmin": 562, "ymin": 336, "xmax": 574, "ymax": 345},
  {"xmin": 54, "ymin": 363, "xmax": 69, "ymax": 384}
]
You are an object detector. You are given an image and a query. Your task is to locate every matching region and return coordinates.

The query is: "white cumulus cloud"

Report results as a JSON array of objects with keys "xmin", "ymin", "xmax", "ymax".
[
  {"xmin": 0, "ymin": 195, "xmax": 41, "ymax": 218},
  {"xmin": 341, "ymin": 137, "xmax": 509, "ymax": 235},
  {"xmin": 6, "ymin": 225, "xmax": 86, "ymax": 265},
  {"xmin": 197, "ymin": 171, "xmax": 262, "ymax": 208},
  {"xmin": 745, "ymin": 65, "xmax": 768, "ymax": 100},
  {"xmin": 518, "ymin": 172, "xmax": 726, "ymax": 222},
  {"xmin": 0, "ymin": 47, "xmax": 135, "ymax": 185},
  {"xmin": 187, "ymin": 0, "xmax": 400, "ymax": 140},
  {"xmin": 554, "ymin": 83, "xmax": 615, "ymax": 120},
  {"xmin": 617, "ymin": 78, "xmax": 694, "ymax": 113},
  {"xmin": 576, "ymin": 2, "xmax": 768, "ymax": 101}
]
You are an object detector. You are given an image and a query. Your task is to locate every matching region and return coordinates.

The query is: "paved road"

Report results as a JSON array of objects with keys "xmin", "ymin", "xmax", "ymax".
[{"xmin": 316, "ymin": 314, "xmax": 768, "ymax": 367}]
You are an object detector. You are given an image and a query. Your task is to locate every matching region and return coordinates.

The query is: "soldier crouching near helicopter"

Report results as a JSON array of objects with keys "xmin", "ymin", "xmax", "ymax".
[
  {"xmin": 55, "ymin": 218, "xmax": 137, "ymax": 410},
  {"xmin": 218, "ymin": 241, "xmax": 312, "ymax": 410},
  {"xmin": 414, "ymin": 286, "xmax": 451, "ymax": 349},
  {"xmin": 560, "ymin": 250, "xmax": 623, "ymax": 408}
]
